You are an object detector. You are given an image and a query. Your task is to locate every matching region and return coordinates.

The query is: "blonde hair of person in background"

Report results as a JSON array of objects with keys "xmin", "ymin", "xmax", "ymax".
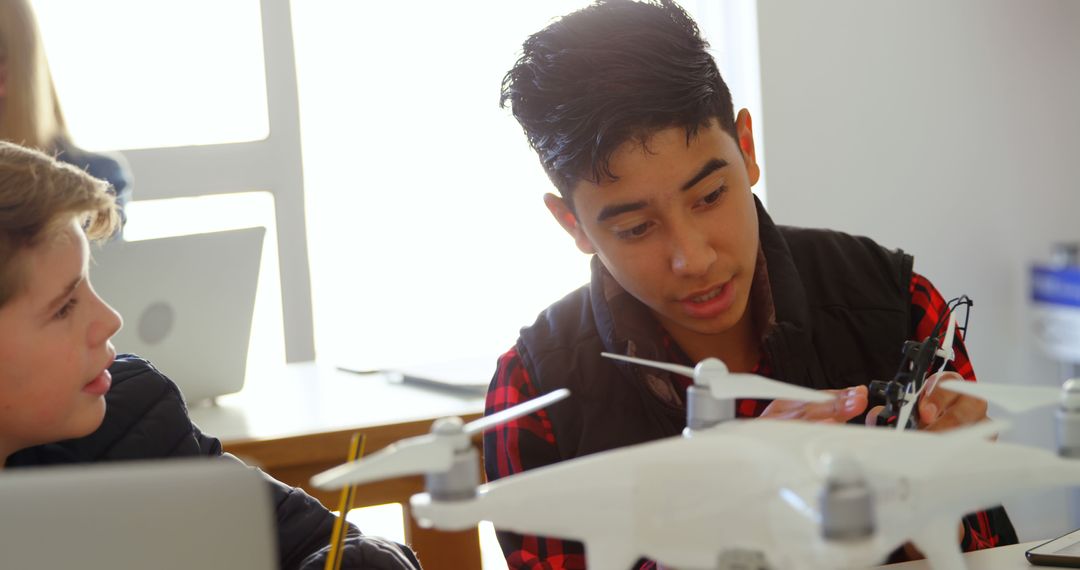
[
  {"xmin": 0, "ymin": 0, "xmax": 132, "ymax": 231},
  {"xmin": 0, "ymin": 0, "xmax": 70, "ymax": 150}
]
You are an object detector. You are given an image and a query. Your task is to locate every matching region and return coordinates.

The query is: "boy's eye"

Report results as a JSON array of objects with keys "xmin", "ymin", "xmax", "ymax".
[
  {"xmin": 54, "ymin": 299, "xmax": 77, "ymax": 320},
  {"xmin": 696, "ymin": 186, "xmax": 727, "ymax": 208},
  {"xmin": 615, "ymin": 221, "xmax": 654, "ymax": 240}
]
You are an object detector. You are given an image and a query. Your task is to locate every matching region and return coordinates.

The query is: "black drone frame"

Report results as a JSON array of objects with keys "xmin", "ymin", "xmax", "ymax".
[{"xmin": 869, "ymin": 296, "xmax": 973, "ymax": 429}]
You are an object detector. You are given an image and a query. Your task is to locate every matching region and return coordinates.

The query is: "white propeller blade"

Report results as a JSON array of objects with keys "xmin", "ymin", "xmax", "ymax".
[
  {"xmin": 601, "ymin": 352, "xmax": 696, "ymax": 378},
  {"xmin": 464, "ymin": 388, "xmax": 570, "ymax": 435},
  {"xmin": 935, "ymin": 313, "xmax": 957, "ymax": 370},
  {"xmin": 311, "ymin": 434, "xmax": 452, "ymax": 490},
  {"xmin": 940, "ymin": 380, "xmax": 1061, "ymax": 414},
  {"xmin": 312, "ymin": 389, "xmax": 572, "ymax": 490},
  {"xmin": 602, "ymin": 352, "xmax": 833, "ymax": 403},
  {"xmin": 895, "ymin": 382, "xmax": 920, "ymax": 431},
  {"xmin": 943, "ymin": 419, "xmax": 1012, "ymax": 442},
  {"xmin": 718, "ymin": 373, "xmax": 834, "ymax": 403}
]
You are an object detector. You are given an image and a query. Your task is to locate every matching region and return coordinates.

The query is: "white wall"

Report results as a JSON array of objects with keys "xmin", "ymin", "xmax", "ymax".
[{"xmin": 757, "ymin": 0, "xmax": 1080, "ymax": 541}]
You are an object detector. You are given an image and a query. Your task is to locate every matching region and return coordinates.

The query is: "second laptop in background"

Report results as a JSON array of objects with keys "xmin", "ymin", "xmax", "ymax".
[{"xmin": 90, "ymin": 227, "xmax": 265, "ymax": 404}]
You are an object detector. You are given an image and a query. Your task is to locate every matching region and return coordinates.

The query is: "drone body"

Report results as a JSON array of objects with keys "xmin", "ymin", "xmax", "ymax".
[
  {"xmin": 408, "ymin": 419, "xmax": 1080, "ymax": 570},
  {"xmin": 313, "ymin": 348, "xmax": 1080, "ymax": 570}
]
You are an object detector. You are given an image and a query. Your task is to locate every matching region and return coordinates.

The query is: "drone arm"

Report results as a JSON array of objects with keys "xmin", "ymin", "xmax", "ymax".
[{"xmin": 909, "ymin": 518, "xmax": 968, "ymax": 570}]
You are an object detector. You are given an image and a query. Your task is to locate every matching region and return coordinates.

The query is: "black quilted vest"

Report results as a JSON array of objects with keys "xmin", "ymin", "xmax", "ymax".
[{"xmin": 517, "ymin": 199, "xmax": 913, "ymax": 461}]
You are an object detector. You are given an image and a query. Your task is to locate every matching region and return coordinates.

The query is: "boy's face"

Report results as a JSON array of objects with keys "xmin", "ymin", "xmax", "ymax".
[
  {"xmin": 0, "ymin": 218, "xmax": 122, "ymax": 458},
  {"xmin": 547, "ymin": 112, "xmax": 761, "ymax": 343}
]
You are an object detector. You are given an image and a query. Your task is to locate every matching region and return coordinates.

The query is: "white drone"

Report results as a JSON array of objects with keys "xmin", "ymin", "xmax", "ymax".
[{"xmin": 312, "ymin": 351, "xmax": 1080, "ymax": 570}]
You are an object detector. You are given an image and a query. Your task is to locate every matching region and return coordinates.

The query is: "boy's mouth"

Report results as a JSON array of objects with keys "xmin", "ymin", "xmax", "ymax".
[
  {"xmin": 688, "ymin": 286, "xmax": 726, "ymax": 303},
  {"xmin": 83, "ymin": 368, "xmax": 112, "ymax": 396},
  {"xmin": 83, "ymin": 354, "xmax": 115, "ymax": 396},
  {"xmin": 679, "ymin": 280, "xmax": 736, "ymax": 318}
]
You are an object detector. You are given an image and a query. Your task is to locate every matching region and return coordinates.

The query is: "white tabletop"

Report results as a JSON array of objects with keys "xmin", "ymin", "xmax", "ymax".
[
  {"xmin": 879, "ymin": 542, "xmax": 1044, "ymax": 569},
  {"xmin": 187, "ymin": 361, "xmax": 486, "ymax": 442}
]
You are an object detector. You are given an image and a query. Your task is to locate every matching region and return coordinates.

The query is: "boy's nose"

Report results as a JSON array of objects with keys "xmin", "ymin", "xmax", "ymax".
[
  {"xmin": 670, "ymin": 229, "xmax": 716, "ymax": 277},
  {"xmin": 88, "ymin": 295, "xmax": 123, "ymax": 346}
]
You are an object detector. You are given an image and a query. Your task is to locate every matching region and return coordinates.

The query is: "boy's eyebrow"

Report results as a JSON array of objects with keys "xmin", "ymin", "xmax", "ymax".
[
  {"xmin": 594, "ymin": 158, "xmax": 729, "ymax": 223},
  {"xmin": 681, "ymin": 158, "xmax": 728, "ymax": 191},
  {"xmin": 44, "ymin": 276, "xmax": 83, "ymax": 315},
  {"xmin": 596, "ymin": 200, "xmax": 648, "ymax": 223}
]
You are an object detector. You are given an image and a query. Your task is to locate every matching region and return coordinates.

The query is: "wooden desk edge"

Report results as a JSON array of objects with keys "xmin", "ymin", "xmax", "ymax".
[{"xmin": 221, "ymin": 413, "xmax": 485, "ymax": 570}]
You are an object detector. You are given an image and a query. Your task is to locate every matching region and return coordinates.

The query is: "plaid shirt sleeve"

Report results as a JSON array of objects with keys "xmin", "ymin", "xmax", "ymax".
[
  {"xmin": 909, "ymin": 273, "xmax": 1018, "ymax": 553},
  {"xmin": 483, "ymin": 348, "xmax": 657, "ymax": 570}
]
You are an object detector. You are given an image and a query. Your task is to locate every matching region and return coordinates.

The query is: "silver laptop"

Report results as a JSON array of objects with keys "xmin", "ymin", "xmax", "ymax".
[
  {"xmin": 0, "ymin": 459, "xmax": 277, "ymax": 569},
  {"xmin": 90, "ymin": 227, "xmax": 265, "ymax": 404}
]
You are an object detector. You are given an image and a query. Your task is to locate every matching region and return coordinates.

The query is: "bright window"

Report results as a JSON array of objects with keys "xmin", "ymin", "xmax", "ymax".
[
  {"xmin": 35, "ymin": 0, "xmax": 763, "ymax": 373},
  {"xmin": 33, "ymin": 0, "xmax": 269, "ymax": 150},
  {"xmin": 290, "ymin": 0, "xmax": 764, "ymax": 371}
]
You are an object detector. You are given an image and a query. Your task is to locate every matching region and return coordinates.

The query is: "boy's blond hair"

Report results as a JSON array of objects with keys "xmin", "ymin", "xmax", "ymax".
[{"xmin": 0, "ymin": 141, "xmax": 118, "ymax": 307}]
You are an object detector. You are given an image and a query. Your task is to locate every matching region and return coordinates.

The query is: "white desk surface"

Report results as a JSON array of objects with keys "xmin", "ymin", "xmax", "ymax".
[
  {"xmin": 880, "ymin": 542, "xmax": 1045, "ymax": 569},
  {"xmin": 188, "ymin": 361, "xmax": 486, "ymax": 442}
]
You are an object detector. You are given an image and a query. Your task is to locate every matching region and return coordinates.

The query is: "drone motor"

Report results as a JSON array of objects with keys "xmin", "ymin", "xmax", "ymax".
[
  {"xmin": 1057, "ymin": 379, "xmax": 1080, "ymax": 458},
  {"xmin": 423, "ymin": 417, "xmax": 481, "ymax": 501},
  {"xmin": 819, "ymin": 454, "xmax": 875, "ymax": 541},
  {"xmin": 684, "ymin": 383, "xmax": 735, "ymax": 435}
]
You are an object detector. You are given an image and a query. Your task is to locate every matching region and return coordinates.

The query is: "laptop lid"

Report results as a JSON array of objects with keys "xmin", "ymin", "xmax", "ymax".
[
  {"xmin": 0, "ymin": 459, "xmax": 278, "ymax": 569},
  {"xmin": 90, "ymin": 227, "xmax": 265, "ymax": 404}
]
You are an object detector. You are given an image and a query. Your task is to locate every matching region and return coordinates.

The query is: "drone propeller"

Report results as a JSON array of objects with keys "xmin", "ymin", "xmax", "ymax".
[
  {"xmin": 940, "ymin": 379, "xmax": 1065, "ymax": 414},
  {"xmin": 933, "ymin": 313, "xmax": 957, "ymax": 370},
  {"xmin": 311, "ymin": 388, "xmax": 570, "ymax": 490},
  {"xmin": 601, "ymin": 353, "xmax": 834, "ymax": 403},
  {"xmin": 465, "ymin": 388, "xmax": 570, "ymax": 434}
]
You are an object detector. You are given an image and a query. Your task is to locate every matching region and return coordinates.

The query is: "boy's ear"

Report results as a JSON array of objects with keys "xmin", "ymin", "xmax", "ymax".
[
  {"xmin": 543, "ymin": 193, "xmax": 595, "ymax": 254},
  {"xmin": 735, "ymin": 108, "xmax": 761, "ymax": 187}
]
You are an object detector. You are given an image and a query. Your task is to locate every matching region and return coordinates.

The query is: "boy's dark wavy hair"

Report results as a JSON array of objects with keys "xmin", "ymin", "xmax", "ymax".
[{"xmin": 500, "ymin": 0, "xmax": 737, "ymax": 205}]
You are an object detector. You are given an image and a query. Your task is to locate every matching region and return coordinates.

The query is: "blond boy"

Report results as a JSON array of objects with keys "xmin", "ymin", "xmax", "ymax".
[{"xmin": 0, "ymin": 142, "xmax": 421, "ymax": 570}]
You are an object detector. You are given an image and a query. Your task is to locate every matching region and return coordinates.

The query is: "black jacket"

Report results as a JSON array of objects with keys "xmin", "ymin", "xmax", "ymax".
[{"xmin": 7, "ymin": 355, "xmax": 422, "ymax": 570}]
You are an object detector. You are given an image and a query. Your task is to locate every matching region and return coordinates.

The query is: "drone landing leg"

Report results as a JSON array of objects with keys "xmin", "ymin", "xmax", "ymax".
[
  {"xmin": 714, "ymin": 548, "xmax": 772, "ymax": 570},
  {"xmin": 583, "ymin": 541, "xmax": 639, "ymax": 570},
  {"xmin": 911, "ymin": 520, "xmax": 968, "ymax": 570}
]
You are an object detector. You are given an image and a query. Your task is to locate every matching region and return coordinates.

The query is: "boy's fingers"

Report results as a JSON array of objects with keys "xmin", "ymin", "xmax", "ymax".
[
  {"xmin": 924, "ymin": 395, "xmax": 989, "ymax": 432},
  {"xmin": 865, "ymin": 405, "xmax": 885, "ymax": 426},
  {"xmin": 759, "ymin": 399, "xmax": 804, "ymax": 417},
  {"xmin": 759, "ymin": 386, "xmax": 869, "ymax": 423},
  {"xmin": 919, "ymin": 372, "xmax": 964, "ymax": 425},
  {"xmin": 798, "ymin": 386, "xmax": 868, "ymax": 422}
]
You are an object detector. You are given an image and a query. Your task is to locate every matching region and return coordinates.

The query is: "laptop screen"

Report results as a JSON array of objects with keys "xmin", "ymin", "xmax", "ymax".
[
  {"xmin": 90, "ymin": 227, "xmax": 265, "ymax": 404},
  {"xmin": 0, "ymin": 458, "xmax": 277, "ymax": 569}
]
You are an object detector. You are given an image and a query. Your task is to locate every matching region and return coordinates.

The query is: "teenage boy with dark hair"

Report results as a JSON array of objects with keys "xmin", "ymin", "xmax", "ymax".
[
  {"xmin": 0, "ymin": 141, "xmax": 421, "ymax": 570},
  {"xmin": 483, "ymin": 1, "xmax": 1017, "ymax": 568}
]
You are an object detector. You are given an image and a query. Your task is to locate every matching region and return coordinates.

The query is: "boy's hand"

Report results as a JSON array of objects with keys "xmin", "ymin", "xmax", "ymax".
[
  {"xmin": 758, "ymin": 385, "xmax": 868, "ymax": 423},
  {"xmin": 916, "ymin": 371, "xmax": 989, "ymax": 432},
  {"xmin": 863, "ymin": 371, "xmax": 989, "ymax": 431}
]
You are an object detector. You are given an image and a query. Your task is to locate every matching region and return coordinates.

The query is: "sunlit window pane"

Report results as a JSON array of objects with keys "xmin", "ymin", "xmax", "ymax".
[
  {"xmin": 291, "ymin": 1, "xmax": 760, "ymax": 372},
  {"xmin": 32, "ymin": 0, "xmax": 269, "ymax": 150},
  {"xmin": 292, "ymin": 0, "xmax": 599, "ymax": 371},
  {"xmin": 30, "ymin": 0, "xmax": 762, "ymax": 377}
]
